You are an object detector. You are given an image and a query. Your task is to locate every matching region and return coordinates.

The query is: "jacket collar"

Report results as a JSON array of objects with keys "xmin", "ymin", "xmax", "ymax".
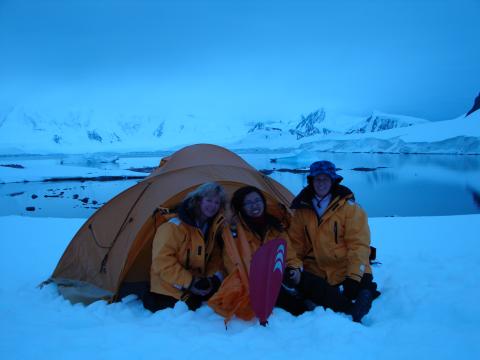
[{"xmin": 290, "ymin": 184, "xmax": 355, "ymax": 210}]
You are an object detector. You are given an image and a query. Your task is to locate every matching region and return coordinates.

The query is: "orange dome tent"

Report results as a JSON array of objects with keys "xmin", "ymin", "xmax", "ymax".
[{"xmin": 47, "ymin": 144, "xmax": 293, "ymax": 304}]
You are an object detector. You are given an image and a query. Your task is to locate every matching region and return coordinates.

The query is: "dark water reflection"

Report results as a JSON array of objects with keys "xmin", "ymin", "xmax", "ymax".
[
  {"xmin": 0, "ymin": 180, "xmax": 138, "ymax": 218},
  {"xmin": 248, "ymin": 152, "xmax": 480, "ymax": 217},
  {"xmin": 1, "ymin": 152, "xmax": 479, "ymax": 218},
  {"xmin": 267, "ymin": 151, "xmax": 480, "ymax": 174},
  {"xmin": 363, "ymin": 169, "xmax": 398, "ymax": 185}
]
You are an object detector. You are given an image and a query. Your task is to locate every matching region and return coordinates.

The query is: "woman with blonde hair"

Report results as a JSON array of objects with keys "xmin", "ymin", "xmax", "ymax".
[{"xmin": 144, "ymin": 182, "xmax": 226, "ymax": 312}]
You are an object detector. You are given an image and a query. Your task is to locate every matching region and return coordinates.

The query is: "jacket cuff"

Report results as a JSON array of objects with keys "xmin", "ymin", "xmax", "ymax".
[
  {"xmin": 347, "ymin": 263, "xmax": 366, "ymax": 281},
  {"xmin": 173, "ymin": 273, "xmax": 193, "ymax": 291}
]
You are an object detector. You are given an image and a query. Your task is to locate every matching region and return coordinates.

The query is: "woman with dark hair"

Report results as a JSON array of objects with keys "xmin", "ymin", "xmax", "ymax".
[
  {"xmin": 208, "ymin": 185, "xmax": 306, "ymax": 318},
  {"xmin": 289, "ymin": 161, "xmax": 381, "ymax": 322},
  {"xmin": 227, "ymin": 186, "xmax": 301, "ymax": 275},
  {"xmin": 145, "ymin": 182, "xmax": 226, "ymax": 312}
]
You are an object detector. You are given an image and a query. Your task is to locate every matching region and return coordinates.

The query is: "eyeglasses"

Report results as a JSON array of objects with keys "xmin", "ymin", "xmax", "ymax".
[{"xmin": 243, "ymin": 198, "xmax": 263, "ymax": 208}]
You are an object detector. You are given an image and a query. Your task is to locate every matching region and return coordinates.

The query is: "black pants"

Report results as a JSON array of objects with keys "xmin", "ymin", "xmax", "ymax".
[
  {"xmin": 118, "ymin": 281, "xmax": 207, "ymax": 312},
  {"xmin": 300, "ymin": 271, "xmax": 353, "ymax": 313},
  {"xmin": 276, "ymin": 286, "xmax": 313, "ymax": 316},
  {"xmin": 276, "ymin": 271, "xmax": 380, "ymax": 316},
  {"xmin": 276, "ymin": 271, "xmax": 352, "ymax": 315},
  {"xmin": 143, "ymin": 290, "xmax": 214, "ymax": 312}
]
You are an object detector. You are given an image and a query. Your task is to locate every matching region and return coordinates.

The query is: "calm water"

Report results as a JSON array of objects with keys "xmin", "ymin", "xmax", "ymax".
[
  {"xmin": 1, "ymin": 151, "xmax": 479, "ymax": 218},
  {"xmin": 255, "ymin": 152, "xmax": 480, "ymax": 217}
]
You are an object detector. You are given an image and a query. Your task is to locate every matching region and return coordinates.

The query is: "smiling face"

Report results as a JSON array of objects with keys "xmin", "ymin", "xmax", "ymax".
[
  {"xmin": 199, "ymin": 194, "xmax": 221, "ymax": 220},
  {"xmin": 242, "ymin": 191, "xmax": 265, "ymax": 218},
  {"xmin": 312, "ymin": 174, "xmax": 333, "ymax": 198}
]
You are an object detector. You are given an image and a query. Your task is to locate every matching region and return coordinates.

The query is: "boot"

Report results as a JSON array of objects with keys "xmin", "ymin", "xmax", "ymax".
[{"xmin": 351, "ymin": 289, "xmax": 373, "ymax": 323}]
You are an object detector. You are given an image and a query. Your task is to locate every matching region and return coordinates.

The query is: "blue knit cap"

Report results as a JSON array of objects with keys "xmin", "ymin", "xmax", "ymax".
[{"xmin": 308, "ymin": 160, "xmax": 343, "ymax": 183}]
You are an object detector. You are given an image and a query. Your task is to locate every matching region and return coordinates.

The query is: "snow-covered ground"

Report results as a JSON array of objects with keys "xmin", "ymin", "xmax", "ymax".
[{"xmin": 1, "ymin": 214, "xmax": 479, "ymax": 359}]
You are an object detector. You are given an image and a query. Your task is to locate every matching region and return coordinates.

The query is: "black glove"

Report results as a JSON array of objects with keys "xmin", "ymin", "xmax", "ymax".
[
  {"xmin": 208, "ymin": 275, "xmax": 222, "ymax": 293},
  {"xmin": 342, "ymin": 277, "xmax": 360, "ymax": 300},
  {"xmin": 283, "ymin": 267, "xmax": 301, "ymax": 288},
  {"xmin": 189, "ymin": 277, "xmax": 212, "ymax": 296}
]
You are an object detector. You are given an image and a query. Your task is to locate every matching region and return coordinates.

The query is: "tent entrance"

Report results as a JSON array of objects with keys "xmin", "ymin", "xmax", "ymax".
[{"xmin": 116, "ymin": 208, "xmax": 175, "ymax": 300}]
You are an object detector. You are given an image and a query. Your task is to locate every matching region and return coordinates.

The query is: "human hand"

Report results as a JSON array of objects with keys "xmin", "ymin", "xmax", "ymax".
[{"xmin": 208, "ymin": 275, "xmax": 222, "ymax": 293}]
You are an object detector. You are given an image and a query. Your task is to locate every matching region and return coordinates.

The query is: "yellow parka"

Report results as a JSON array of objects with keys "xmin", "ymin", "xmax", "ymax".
[
  {"xmin": 223, "ymin": 215, "xmax": 302, "ymax": 274},
  {"xmin": 150, "ymin": 209, "xmax": 225, "ymax": 300},
  {"xmin": 208, "ymin": 214, "xmax": 301, "ymax": 321},
  {"xmin": 289, "ymin": 185, "xmax": 372, "ymax": 286}
]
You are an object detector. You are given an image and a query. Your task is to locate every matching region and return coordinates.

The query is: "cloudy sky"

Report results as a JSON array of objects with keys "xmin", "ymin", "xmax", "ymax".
[{"xmin": 0, "ymin": 0, "xmax": 478, "ymax": 122}]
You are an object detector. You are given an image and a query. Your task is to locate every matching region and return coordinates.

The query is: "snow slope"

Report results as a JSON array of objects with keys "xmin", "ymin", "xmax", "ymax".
[{"xmin": 1, "ymin": 215, "xmax": 479, "ymax": 359}]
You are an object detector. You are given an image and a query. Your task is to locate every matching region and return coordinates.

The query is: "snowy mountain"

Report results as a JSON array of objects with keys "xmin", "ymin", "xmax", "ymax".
[
  {"xmin": 0, "ymin": 106, "xmax": 249, "ymax": 154},
  {"xmin": 0, "ymin": 106, "xmax": 479, "ymax": 155},
  {"xmin": 232, "ymin": 109, "xmax": 480, "ymax": 154},
  {"xmin": 346, "ymin": 111, "xmax": 429, "ymax": 134},
  {"xmin": 289, "ymin": 108, "xmax": 333, "ymax": 139},
  {"xmin": 248, "ymin": 109, "xmax": 427, "ymax": 140}
]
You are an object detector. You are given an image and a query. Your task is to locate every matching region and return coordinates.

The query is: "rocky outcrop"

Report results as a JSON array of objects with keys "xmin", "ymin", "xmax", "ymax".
[
  {"xmin": 290, "ymin": 109, "xmax": 331, "ymax": 139},
  {"xmin": 247, "ymin": 122, "xmax": 282, "ymax": 133},
  {"xmin": 466, "ymin": 93, "xmax": 480, "ymax": 117}
]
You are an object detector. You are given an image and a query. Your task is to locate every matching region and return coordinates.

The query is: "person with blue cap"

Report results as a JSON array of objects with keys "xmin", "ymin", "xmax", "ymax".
[{"xmin": 286, "ymin": 160, "xmax": 380, "ymax": 323}]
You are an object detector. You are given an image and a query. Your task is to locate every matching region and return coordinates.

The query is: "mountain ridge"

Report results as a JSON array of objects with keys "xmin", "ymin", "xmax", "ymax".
[{"xmin": 0, "ymin": 106, "xmax": 478, "ymax": 155}]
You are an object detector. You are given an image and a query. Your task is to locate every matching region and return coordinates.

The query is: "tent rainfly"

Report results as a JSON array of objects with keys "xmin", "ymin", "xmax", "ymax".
[{"xmin": 47, "ymin": 144, "xmax": 294, "ymax": 304}]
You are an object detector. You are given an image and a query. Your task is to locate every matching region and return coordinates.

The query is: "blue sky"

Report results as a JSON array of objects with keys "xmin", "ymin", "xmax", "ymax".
[{"xmin": 0, "ymin": 0, "xmax": 478, "ymax": 121}]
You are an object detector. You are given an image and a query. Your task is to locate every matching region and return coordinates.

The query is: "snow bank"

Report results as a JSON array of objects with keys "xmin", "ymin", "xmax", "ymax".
[{"xmin": 1, "ymin": 215, "xmax": 479, "ymax": 359}]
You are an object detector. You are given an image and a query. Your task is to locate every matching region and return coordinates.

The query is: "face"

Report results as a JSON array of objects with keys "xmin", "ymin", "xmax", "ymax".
[
  {"xmin": 313, "ymin": 174, "xmax": 332, "ymax": 198},
  {"xmin": 199, "ymin": 194, "xmax": 221, "ymax": 220},
  {"xmin": 242, "ymin": 191, "xmax": 265, "ymax": 218}
]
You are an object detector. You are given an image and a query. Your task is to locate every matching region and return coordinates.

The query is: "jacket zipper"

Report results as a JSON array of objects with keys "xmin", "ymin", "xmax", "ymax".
[
  {"xmin": 185, "ymin": 249, "xmax": 190, "ymax": 269},
  {"xmin": 333, "ymin": 221, "xmax": 338, "ymax": 244},
  {"xmin": 304, "ymin": 226, "xmax": 312, "ymax": 245},
  {"xmin": 303, "ymin": 227, "xmax": 316, "ymax": 260}
]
